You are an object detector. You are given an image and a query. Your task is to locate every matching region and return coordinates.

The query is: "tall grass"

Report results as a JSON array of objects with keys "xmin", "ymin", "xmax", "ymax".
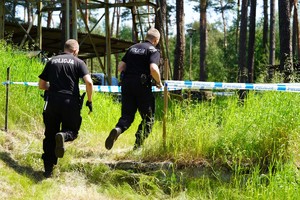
[
  {"xmin": 139, "ymin": 91, "xmax": 300, "ymax": 172},
  {"xmin": 1, "ymin": 41, "xmax": 300, "ymax": 199}
]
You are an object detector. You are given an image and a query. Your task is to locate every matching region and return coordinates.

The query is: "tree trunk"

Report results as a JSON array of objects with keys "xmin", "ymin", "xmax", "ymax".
[
  {"xmin": 173, "ymin": 0, "xmax": 185, "ymax": 80},
  {"xmin": 278, "ymin": 0, "xmax": 292, "ymax": 82},
  {"xmin": 115, "ymin": 0, "xmax": 121, "ymax": 78},
  {"xmin": 157, "ymin": 0, "xmax": 167, "ymax": 41},
  {"xmin": 238, "ymin": 0, "xmax": 248, "ymax": 84},
  {"xmin": 238, "ymin": 0, "xmax": 248, "ymax": 101},
  {"xmin": 293, "ymin": 0, "xmax": 300, "ymax": 59},
  {"xmin": 85, "ymin": 0, "xmax": 89, "ymax": 25},
  {"xmin": 12, "ymin": 0, "xmax": 17, "ymax": 19},
  {"xmin": 26, "ymin": 0, "xmax": 32, "ymax": 25},
  {"xmin": 292, "ymin": 4, "xmax": 296, "ymax": 57},
  {"xmin": 155, "ymin": 0, "xmax": 167, "ymax": 61},
  {"xmin": 131, "ymin": 6, "xmax": 139, "ymax": 42},
  {"xmin": 199, "ymin": 0, "xmax": 207, "ymax": 81},
  {"xmin": 47, "ymin": 10, "xmax": 53, "ymax": 28},
  {"xmin": 262, "ymin": 0, "xmax": 268, "ymax": 55},
  {"xmin": 219, "ymin": 0, "xmax": 227, "ymax": 50},
  {"xmin": 268, "ymin": 0, "xmax": 276, "ymax": 80},
  {"xmin": 236, "ymin": 0, "xmax": 241, "ymax": 53},
  {"xmin": 248, "ymin": 0, "xmax": 256, "ymax": 83},
  {"xmin": 110, "ymin": 1, "xmax": 116, "ymax": 37}
]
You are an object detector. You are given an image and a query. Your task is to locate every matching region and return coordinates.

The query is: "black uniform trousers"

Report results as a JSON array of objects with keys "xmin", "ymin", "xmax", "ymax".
[
  {"xmin": 116, "ymin": 77, "xmax": 155, "ymax": 146},
  {"xmin": 42, "ymin": 93, "xmax": 82, "ymax": 166}
]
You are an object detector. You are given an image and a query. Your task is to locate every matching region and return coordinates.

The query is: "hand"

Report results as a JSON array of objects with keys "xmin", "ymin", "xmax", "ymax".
[
  {"xmin": 86, "ymin": 101, "xmax": 92, "ymax": 113},
  {"xmin": 156, "ymin": 81, "xmax": 163, "ymax": 89},
  {"xmin": 79, "ymin": 92, "xmax": 86, "ymax": 109}
]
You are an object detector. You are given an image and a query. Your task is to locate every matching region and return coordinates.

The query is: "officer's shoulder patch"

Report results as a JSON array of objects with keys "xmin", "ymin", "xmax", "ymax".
[{"xmin": 149, "ymin": 46, "xmax": 157, "ymax": 53}]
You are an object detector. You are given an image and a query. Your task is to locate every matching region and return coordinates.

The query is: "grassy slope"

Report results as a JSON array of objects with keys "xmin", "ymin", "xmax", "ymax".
[{"xmin": 1, "ymin": 41, "xmax": 300, "ymax": 199}]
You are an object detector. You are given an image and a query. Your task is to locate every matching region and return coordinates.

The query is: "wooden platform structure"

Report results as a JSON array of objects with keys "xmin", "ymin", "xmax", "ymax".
[
  {"xmin": 0, "ymin": 0, "xmax": 162, "ymax": 83},
  {"xmin": 4, "ymin": 21, "xmax": 134, "ymax": 59}
]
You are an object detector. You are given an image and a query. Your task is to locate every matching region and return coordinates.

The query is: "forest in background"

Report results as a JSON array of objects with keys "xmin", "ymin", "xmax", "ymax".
[
  {"xmin": 1, "ymin": 39, "xmax": 300, "ymax": 200},
  {"xmin": 3, "ymin": 0, "xmax": 300, "ymax": 84},
  {"xmin": 3, "ymin": 1, "xmax": 300, "ymax": 198}
]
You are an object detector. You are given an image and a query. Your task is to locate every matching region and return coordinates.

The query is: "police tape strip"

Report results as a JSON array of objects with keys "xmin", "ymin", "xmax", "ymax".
[
  {"xmin": 165, "ymin": 80, "xmax": 300, "ymax": 93},
  {"xmin": 2, "ymin": 81, "xmax": 39, "ymax": 87},
  {"xmin": 3, "ymin": 81, "xmax": 300, "ymax": 93},
  {"xmin": 1, "ymin": 81, "xmax": 180, "ymax": 92}
]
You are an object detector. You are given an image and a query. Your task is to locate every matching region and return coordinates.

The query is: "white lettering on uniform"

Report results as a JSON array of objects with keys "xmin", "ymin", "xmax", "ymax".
[
  {"xmin": 149, "ymin": 46, "xmax": 157, "ymax": 53},
  {"xmin": 51, "ymin": 58, "xmax": 74, "ymax": 64},
  {"xmin": 130, "ymin": 48, "xmax": 146, "ymax": 55}
]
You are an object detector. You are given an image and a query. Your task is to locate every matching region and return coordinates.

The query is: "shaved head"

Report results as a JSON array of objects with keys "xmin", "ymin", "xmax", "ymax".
[{"xmin": 64, "ymin": 39, "xmax": 79, "ymax": 56}]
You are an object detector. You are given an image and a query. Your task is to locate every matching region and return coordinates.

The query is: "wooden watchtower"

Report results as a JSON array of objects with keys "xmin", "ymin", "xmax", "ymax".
[{"xmin": 0, "ymin": 0, "xmax": 168, "ymax": 84}]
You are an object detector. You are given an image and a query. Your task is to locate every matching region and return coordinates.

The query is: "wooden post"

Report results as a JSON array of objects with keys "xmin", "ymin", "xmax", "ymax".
[
  {"xmin": 0, "ymin": 0, "xmax": 4, "ymax": 39},
  {"xmin": 5, "ymin": 67, "xmax": 10, "ymax": 132},
  {"xmin": 72, "ymin": 0, "xmax": 78, "ymax": 40},
  {"xmin": 37, "ymin": 1, "xmax": 43, "ymax": 50},
  {"xmin": 163, "ymin": 59, "xmax": 169, "ymax": 148},
  {"xmin": 76, "ymin": 0, "xmax": 105, "ymax": 73},
  {"xmin": 65, "ymin": 0, "xmax": 70, "ymax": 40},
  {"xmin": 105, "ymin": 0, "xmax": 112, "ymax": 85},
  {"xmin": 90, "ymin": 57, "xmax": 93, "ymax": 73},
  {"xmin": 85, "ymin": 0, "xmax": 89, "ymax": 25}
]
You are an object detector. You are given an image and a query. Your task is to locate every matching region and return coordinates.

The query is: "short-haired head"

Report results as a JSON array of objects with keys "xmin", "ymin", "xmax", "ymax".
[
  {"xmin": 64, "ymin": 39, "xmax": 79, "ymax": 56},
  {"xmin": 145, "ymin": 27, "xmax": 160, "ymax": 46}
]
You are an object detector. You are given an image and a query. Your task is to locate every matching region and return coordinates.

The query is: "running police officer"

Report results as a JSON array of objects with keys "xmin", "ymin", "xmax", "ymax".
[
  {"xmin": 105, "ymin": 27, "xmax": 163, "ymax": 150},
  {"xmin": 38, "ymin": 39, "xmax": 93, "ymax": 177}
]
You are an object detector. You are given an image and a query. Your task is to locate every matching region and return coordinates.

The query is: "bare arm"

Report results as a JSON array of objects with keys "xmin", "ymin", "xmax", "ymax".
[
  {"xmin": 150, "ymin": 63, "xmax": 163, "ymax": 89},
  {"xmin": 83, "ymin": 74, "xmax": 93, "ymax": 102},
  {"xmin": 118, "ymin": 61, "xmax": 126, "ymax": 72},
  {"xmin": 38, "ymin": 79, "xmax": 49, "ymax": 90}
]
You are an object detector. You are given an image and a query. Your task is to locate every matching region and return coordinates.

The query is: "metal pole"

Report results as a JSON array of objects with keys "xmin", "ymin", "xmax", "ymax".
[{"xmin": 5, "ymin": 67, "xmax": 10, "ymax": 132}]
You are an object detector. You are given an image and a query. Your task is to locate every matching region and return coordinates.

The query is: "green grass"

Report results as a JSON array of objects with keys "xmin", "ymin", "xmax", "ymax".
[{"xmin": 1, "ymin": 40, "xmax": 300, "ymax": 199}]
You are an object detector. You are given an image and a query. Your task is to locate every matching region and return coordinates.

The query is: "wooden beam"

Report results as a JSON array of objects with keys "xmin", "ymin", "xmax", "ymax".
[
  {"xmin": 77, "ymin": 0, "xmax": 106, "ymax": 73},
  {"xmin": 41, "ymin": 1, "xmax": 156, "ymax": 12}
]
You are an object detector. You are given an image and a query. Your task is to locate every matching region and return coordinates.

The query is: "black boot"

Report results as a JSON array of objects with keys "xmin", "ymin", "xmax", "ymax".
[
  {"xmin": 43, "ymin": 161, "xmax": 54, "ymax": 178},
  {"xmin": 55, "ymin": 132, "xmax": 65, "ymax": 158},
  {"xmin": 105, "ymin": 127, "xmax": 122, "ymax": 150},
  {"xmin": 133, "ymin": 131, "xmax": 146, "ymax": 150},
  {"xmin": 133, "ymin": 138, "xmax": 143, "ymax": 150}
]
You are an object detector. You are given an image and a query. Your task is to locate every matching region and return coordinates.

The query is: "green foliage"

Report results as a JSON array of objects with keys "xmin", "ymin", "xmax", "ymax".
[
  {"xmin": 173, "ymin": 20, "xmax": 240, "ymax": 82},
  {"xmin": 167, "ymin": 4, "xmax": 282, "ymax": 83},
  {"xmin": 119, "ymin": 25, "xmax": 133, "ymax": 41},
  {"xmin": 1, "ymin": 42, "xmax": 300, "ymax": 199},
  {"xmin": 211, "ymin": 92, "xmax": 298, "ymax": 170}
]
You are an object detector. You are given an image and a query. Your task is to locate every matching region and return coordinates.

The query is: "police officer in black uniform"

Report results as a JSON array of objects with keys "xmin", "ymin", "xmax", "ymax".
[
  {"xmin": 38, "ymin": 39, "xmax": 93, "ymax": 177},
  {"xmin": 105, "ymin": 27, "xmax": 163, "ymax": 150}
]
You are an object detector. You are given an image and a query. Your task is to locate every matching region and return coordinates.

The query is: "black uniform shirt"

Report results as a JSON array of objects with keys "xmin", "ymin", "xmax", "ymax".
[
  {"xmin": 122, "ymin": 41, "xmax": 160, "ymax": 76},
  {"xmin": 38, "ymin": 53, "xmax": 89, "ymax": 96}
]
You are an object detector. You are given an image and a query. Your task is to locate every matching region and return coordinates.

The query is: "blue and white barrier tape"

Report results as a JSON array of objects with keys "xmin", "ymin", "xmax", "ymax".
[
  {"xmin": 2, "ymin": 81, "xmax": 39, "ymax": 87},
  {"xmin": 1, "ymin": 81, "xmax": 178, "ymax": 92},
  {"xmin": 213, "ymin": 92, "xmax": 235, "ymax": 96},
  {"xmin": 165, "ymin": 81, "xmax": 300, "ymax": 93},
  {"xmin": 3, "ymin": 81, "xmax": 300, "ymax": 93}
]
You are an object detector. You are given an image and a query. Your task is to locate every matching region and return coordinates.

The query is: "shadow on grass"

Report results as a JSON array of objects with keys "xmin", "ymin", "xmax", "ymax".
[{"xmin": 0, "ymin": 151, "xmax": 45, "ymax": 182}]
